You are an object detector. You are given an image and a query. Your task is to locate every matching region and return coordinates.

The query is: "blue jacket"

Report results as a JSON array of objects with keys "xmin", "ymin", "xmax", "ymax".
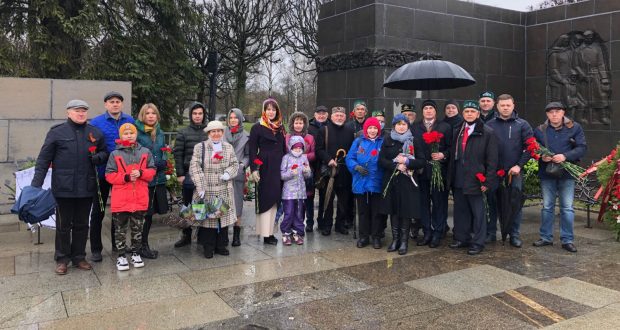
[
  {"xmin": 533, "ymin": 117, "xmax": 587, "ymax": 180},
  {"xmin": 486, "ymin": 112, "xmax": 533, "ymax": 171},
  {"xmin": 345, "ymin": 135, "xmax": 384, "ymax": 194},
  {"xmin": 90, "ymin": 111, "xmax": 135, "ymax": 177}
]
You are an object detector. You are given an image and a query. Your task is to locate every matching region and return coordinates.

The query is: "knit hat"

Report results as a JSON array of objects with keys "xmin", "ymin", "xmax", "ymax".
[
  {"xmin": 204, "ymin": 120, "xmax": 225, "ymax": 133},
  {"xmin": 479, "ymin": 91, "xmax": 495, "ymax": 100},
  {"xmin": 545, "ymin": 101, "xmax": 566, "ymax": 112},
  {"xmin": 331, "ymin": 106, "xmax": 346, "ymax": 114},
  {"xmin": 401, "ymin": 104, "xmax": 415, "ymax": 113},
  {"xmin": 462, "ymin": 100, "xmax": 480, "ymax": 111},
  {"xmin": 66, "ymin": 99, "xmax": 89, "ymax": 110},
  {"xmin": 444, "ymin": 99, "xmax": 460, "ymax": 110},
  {"xmin": 288, "ymin": 135, "xmax": 306, "ymax": 151},
  {"xmin": 392, "ymin": 113, "xmax": 409, "ymax": 125},
  {"xmin": 104, "ymin": 91, "xmax": 124, "ymax": 102},
  {"xmin": 421, "ymin": 99, "xmax": 437, "ymax": 109},
  {"xmin": 119, "ymin": 123, "xmax": 137, "ymax": 137},
  {"xmin": 363, "ymin": 117, "xmax": 381, "ymax": 138}
]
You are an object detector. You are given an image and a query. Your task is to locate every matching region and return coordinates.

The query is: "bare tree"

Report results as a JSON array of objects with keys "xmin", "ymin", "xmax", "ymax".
[
  {"xmin": 213, "ymin": 0, "xmax": 288, "ymax": 109},
  {"xmin": 528, "ymin": 0, "xmax": 586, "ymax": 10},
  {"xmin": 284, "ymin": 0, "xmax": 323, "ymax": 71}
]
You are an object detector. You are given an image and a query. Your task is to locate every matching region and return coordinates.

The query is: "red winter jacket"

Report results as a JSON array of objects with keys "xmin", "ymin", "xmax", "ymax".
[{"xmin": 105, "ymin": 142, "xmax": 156, "ymax": 213}]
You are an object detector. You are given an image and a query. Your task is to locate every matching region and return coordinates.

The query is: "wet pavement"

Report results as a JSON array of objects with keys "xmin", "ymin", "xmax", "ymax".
[{"xmin": 1, "ymin": 201, "xmax": 619, "ymax": 329}]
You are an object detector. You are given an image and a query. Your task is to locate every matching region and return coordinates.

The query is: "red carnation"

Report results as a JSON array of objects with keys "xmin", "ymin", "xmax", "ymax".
[
  {"xmin": 88, "ymin": 146, "xmax": 97, "ymax": 153},
  {"xmin": 475, "ymin": 172, "xmax": 486, "ymax": 183},
  {"xmin": 291, "ymin": 164, "xmax": 299, "ymax": 170},
  {"xmin": 161, "ymin": 146, "xmax": 172, "ymax": 152},
  {"xmin": 409, "ymin": 145, "xmax": 414, "ymax": 155},
  {"xmin": 525, "ymin": 137, "xmax": 537, "ymax": 145},
  {"xmin": 214, "ymin": 152, "xmax": 224, "ymax": 160},
  {"xmin": 230, "ymin": 126, "xmax": 239, "ymax": 134},
  {"xmin": 532, "ymin": 153, "xmax": 541, "ymax": 160},
  {"xmin": 370, "ymin": 149, "xmax": 378, "ymax": 157},
  {"xmin": 497, "ymin": 169, "xmax": 506, "ymax": 177},
  {"xmin": 253, "ymin": 159, "xmax": 263, "ymax": 166}
]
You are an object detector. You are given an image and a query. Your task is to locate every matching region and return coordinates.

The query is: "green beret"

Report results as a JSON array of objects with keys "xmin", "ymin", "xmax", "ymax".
[
  {"xmin": 372, "ymin": 110, "xmax": 384, "ymax": 117},
  {"xmin": 479, "ymin": 91, "xmax": 495, "ymax": 100},
  {"xmin": 462, "ymin": 100, "xmax": 480, "ymax": 111}
]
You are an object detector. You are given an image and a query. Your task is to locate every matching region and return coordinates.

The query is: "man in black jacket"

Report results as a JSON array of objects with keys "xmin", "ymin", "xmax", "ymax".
[
  {"xmin": 316, "ymin": 106, "xmax": 355, "ymax": 236},
  {"xmin": 307, "ymin": 105, "xmax": 330, "ymax": 232},
  {"xmin": 31, "ymin": 100, "xmax": 108, "ymax": 274},
  {"xmin": 479, "ymin": 91, "xmax": 496, "ymax": 123},
  {"xmin": 346, "ymin": 100, "xmax": 367, "ymax": 136},
  {"xmin": 411, "ymin": 100, "xmax": 453, "ymax": 248},
  {"xmin": 172, "ymin": 102, "xmax": 208, "ymax": 247},
  {"xmin": 486, "ymin": 94, "xmax": 533, "ymax": 247},
  {"xmin": 448, "ymin": 100, "xmax": 498, "ymax": 255}
]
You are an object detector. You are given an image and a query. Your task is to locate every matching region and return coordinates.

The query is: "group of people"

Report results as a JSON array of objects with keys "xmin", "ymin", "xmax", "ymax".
[{"xmin": 31, "ymin": 89, "xmax": 587, "ymax": 275}]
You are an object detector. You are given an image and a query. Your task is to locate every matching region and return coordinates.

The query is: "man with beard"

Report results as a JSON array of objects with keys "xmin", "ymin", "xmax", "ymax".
[
  {"xmin": 316, "ymin": 107, "xmax": 355, "ymax": 236},
  {"xmin": 448, "ymin": 101, "xmax": 498, "ymax": 255},
  {"xmin": 401, "ymin": 103, "xmax": 416, "ymax": 124}
]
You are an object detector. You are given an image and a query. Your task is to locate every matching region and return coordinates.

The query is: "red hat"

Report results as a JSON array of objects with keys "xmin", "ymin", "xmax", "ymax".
[{"xmin": 363, "ymin": 117, "xmax": 381, "ymax": 138}]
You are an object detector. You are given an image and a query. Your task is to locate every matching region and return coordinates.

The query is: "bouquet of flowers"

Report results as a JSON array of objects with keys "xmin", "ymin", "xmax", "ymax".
[
  {"xmin": 383, "ymin": 143, "xmax": 417, "ymax": 197},
  {"xmin": 525, "ymin": 137, "xmax": 585, "ymax": 181},
  {"xmin": 422, "ymin": 131, "xmax": 445, "ymax": 191},
  {"xmin": 476, "ymin": 172, "xmax": 490, "ymax": 222},
  {"xmin": 253, "ymin": 158, "xmax": 263, "ymax": 214},
  {"xmin": 192, "ymin": 196, "xmax": 230, "ymax": 221},
  {"xmin": 161, "ymin": 146, "xmax": 181, "ymax": 196}
]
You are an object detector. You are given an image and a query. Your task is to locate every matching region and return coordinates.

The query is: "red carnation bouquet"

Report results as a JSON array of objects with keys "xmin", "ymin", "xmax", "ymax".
[
  {"xmin": 422, "ymin": 131, "xmax": 445, "ymax": 191},
  {"xmin": 161, "ymin": 145, "xmax": 181, "ymax": 197},
  {"xmin": 525, "ymin": 137, "xmax": 585, "ymax": 181},
  {"xmin": 253, "ymin": 158, "xmax": 264, "ymax": 214}
]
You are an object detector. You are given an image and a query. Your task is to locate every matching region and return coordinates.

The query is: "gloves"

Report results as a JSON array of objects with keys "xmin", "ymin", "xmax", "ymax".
[
  {"xmin": 250, "ymin": 171, "xmax": 260, "ymax": 183},
  {"xmin": 197, "ymin": 191, "xmax": 205, "ymax": 199},
  {"xmin": 354, "ymin": 165, "xmax": 369, "ymax": 176},
  {"xmin": 220, "ymin": 172, "xmax": 231, "ymax": 181}
]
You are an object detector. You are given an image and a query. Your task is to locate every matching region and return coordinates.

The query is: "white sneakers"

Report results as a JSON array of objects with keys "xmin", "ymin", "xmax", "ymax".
[
  {"xmin": 116, "ymin": 253, "xmax": 144, "ymax": 271},
  {"xmin": 131, "ymin": 253, "xmax": 144, "ymax": 268}
]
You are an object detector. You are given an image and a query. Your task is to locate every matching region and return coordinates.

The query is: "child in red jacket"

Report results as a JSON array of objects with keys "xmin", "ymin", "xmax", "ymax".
[{"xmin": 106, "ymin": 123, "xmax": 156, "ymax": 271}]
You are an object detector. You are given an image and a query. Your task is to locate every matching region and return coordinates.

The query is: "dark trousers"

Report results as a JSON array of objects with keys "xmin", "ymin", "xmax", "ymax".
[
  {"xmin": 90, "ymin": 179, "xmax": 115, "ymax": 253},
  {"xmin": 281, "ymin": 199, "xmax": 306, "ymax": 235},
  {"xmin": 316, "ymin": 185, "xmax": 326, "ymax": 226},
  {"xmin": 355, "ymin": 193, "xmax": 383, "ymax": 239},
  {"xmin": 181, "ymin": 179, "xmax": 195, "ymax": 237},
  {"xmin": 55, "ymin": 197, "xmax": 91, "ymax": 264},
  {"xmin": 419, "ymin": 179, "xmax": 449, "ymax": 239},
  {"xmin": 306, "ymin": 191, "xmax": 315, "ymax": 229},
  {"xmin": 452, "ymin": 188, "xmax": 486, "ymax": 249},
  {"xmin": 320, "ymin": 185, "xmax": 353, "ymax": 231},
  {"xmin": 197, "ymin": 226, "xmax": 227, "ymax": 253}
]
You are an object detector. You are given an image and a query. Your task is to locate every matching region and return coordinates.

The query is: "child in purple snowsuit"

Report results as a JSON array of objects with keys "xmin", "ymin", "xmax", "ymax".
[{"xmin": 280, "ymin": 135, "xmax": 312, "ymax": 245}]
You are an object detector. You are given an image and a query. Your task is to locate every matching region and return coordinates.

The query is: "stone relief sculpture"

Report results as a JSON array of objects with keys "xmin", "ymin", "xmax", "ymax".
[
  {"xmin": 316, "ymin": 48, "xmax": 440, "ymax": 73},
  {"xmin": 547, "ymin": 30, "xmax": 612, "ymax": 125}
]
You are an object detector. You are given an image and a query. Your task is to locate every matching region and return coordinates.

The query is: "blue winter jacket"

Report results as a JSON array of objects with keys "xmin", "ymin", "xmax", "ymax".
[
  {"xmin": 533, "ymin": 117, "xmax": 587, "ymax": 180},
  {"xmin": 90, "ymin": 111, "xmax": 135, "ymax": 177},
  {"xmin": 486, "ymin": 111, "xmax": 533, "ymax": 171},
  {"xmin": 346, "ymin": 135, "xmax": 384, "ymax": 194}
]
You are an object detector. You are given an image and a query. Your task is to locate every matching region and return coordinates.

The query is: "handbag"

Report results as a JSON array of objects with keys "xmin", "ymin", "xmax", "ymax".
[{"xmin": 542, "ymin": 126, "xmax": 565, "ymax": 178}]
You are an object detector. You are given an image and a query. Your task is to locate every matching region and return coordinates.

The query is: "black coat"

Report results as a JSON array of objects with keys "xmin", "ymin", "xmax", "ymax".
[
  {"xmin": 173, "ymin": 122, "xmax": 207, "ymax": 176},
  {"xmin": 307, "ymin": 118, "xmax": 329, "ymax": 171},
  {"xmin": 443, "ymin": 115, "xmax": 464, "ymax": 130},
  {"xmin": 32, "ymin": 119, "xmax": 108, "ymax": 198},
  {"xmin": 448, "ymin": 119, "xmax": 499, "ymax": 195},
  {"xmin": 411, "ymin": 120, "xmax": 453, "ymax": 181},
  {"xmin": 316, "ymin": 122, "xmax": 355, "ymax": 188},
  {"xmin": 378, "ymin": 134, "xmax": 426, "ymax": 219},
  {"xmin": 249, "ymin": 123, "xmax": 286, "ymax": 213}
]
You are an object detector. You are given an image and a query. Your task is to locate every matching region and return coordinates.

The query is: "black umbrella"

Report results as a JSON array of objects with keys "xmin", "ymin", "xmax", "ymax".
[
  {"xmin": 496, "ymin": 174, "xmax": 526, "ymax": 243},
  {"xmin": 383, "ymin": 60, "xmax": 476, "ymax": 90}
]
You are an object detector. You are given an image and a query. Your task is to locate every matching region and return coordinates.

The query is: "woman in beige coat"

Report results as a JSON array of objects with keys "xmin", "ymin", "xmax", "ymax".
[{"xmin": 189, "ymin": 121, "xmax": 239, "ymax": 258}]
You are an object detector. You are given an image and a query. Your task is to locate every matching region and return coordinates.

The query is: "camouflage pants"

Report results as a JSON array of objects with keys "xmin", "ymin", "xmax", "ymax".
[{"xmin": 112, "ymin": 212, "xmax": 145, "ymax": 253}]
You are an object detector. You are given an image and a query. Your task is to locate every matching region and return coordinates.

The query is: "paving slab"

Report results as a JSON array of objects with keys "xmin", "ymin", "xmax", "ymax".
[
  {"xmin": 61, "ymin": 273, "xmax": 195, "ymax": 317},
  {"xmin": 0, "ymin": 293, "xmax": 66, "ymax": 328},
  {"xmin": 317, "ymin": 245, "xmax": 411, "ymax": 267},
  {"xmin": 171, "ymin": 244, "xmax": 272, "ymax": 271},
  {"xmin": 296, "ymin": 283, "xmax": 449, "ymax": 329},
  {"xmin": 91, "ymin": 254, "xmax": 191, "ymax": 286},
  {"xmin": 0, "ymin": 267, "xmax": 100, "ymax": 300},
  {"xmin": 179, "ymin": 253, "xmax": 339, "ymax": 293},
  {"xmin": 532, "ymin": 277, "xmax": 620, "ymax": 308},
  {"xmin": 195, "ymin": 306, "xmax": 315, "ymax": 330},
  {"xmin": 215, "ymin": 269, "xmax": 371, "ymax": 316},
  {"xmin": 405, "ymin": 264, "xmax": 539, "ymax": 304},
  {"xmin": 544, "ymin": 302, "xmax": 620, "ymax": 329},
  {"xmin": 572, "ymin": 262, "xmax": 620, "ymax": 292},
  {"xmin": 0, "ymin": 256, "xmax": 14, "ymax": 277},
  {"xmin": 40, "ymin": 291, "xmax": 237, "ymax": 330},
  {"xmin": 488, "ymin": 254, "xmax": 581, "ymax": 281}
]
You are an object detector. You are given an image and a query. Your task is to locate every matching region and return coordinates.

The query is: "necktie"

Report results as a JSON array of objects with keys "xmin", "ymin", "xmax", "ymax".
[{"xmin": 461, "ymin": 126, "xmax": 469, "ymax": 152}]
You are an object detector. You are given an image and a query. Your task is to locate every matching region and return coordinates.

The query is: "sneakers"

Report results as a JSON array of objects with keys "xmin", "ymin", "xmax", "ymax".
[
  {"xmin": 293, "ymin": 234, "xmax": 304, "ymax": 245},
  {"xmin": 131, "ymin": 253, "xmax": 145, "ymax": 268},
  {"xmin": 282, "ymin": 235, "xmax": 292, "ymax": 246},
  {"xmin": 116, "ymin": 255, "xmax": 129, "ymax": 271}
]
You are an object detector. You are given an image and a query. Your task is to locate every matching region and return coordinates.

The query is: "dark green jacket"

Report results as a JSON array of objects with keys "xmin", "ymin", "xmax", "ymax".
[{"xmin": 135, "ymin": 120, "xmax": 167, "ymax": 186}]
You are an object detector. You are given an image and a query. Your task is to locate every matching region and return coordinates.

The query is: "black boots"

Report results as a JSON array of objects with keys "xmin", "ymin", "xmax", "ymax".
[
  {"xmin": 232, "ymin": 226, "xmax": 241, "ymax": 247},
  {"xmin": 174, "ymin": 228, "xmax": 192, "ymax": 248},
  {"xmin": 387, "ymin": 227, "xmax": 400, "ymax": 252},
  {"xmin": 200, "ymin": 227, "xmax": 229, "ymax": 258},
  {"xmin": 398, "ymin": 228, "xmax": 409, "ymax": 255},
  {"xmin": 140, "ymin": 216, "xmax": 158, "ymax": 259}
]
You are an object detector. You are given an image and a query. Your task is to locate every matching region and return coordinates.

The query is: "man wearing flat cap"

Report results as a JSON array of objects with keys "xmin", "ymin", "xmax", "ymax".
[
  {"xmin": 31, "ymin": 100, "xmax": 108, "ymax": 274},
  {"xmin": 448, "ymin": 100, "xmax": 498, "ymax": 256},
  {"xmin": 532, "ymin": 102, "xmax": 586, "ymax": 253},
  {"xmin": 478, "ymin": 91, "xmax": 496, "ymax": 123},
  {"xmin": 401, "ymin": 103, "xmax": 417, "ymax": 125},
  {"xmin": 89, "ymin": 91, "xmax": 135, "ymax": 262}
]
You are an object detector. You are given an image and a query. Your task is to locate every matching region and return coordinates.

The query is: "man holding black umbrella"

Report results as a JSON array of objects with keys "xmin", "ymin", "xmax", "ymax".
[{"xmin": 486, "ymin": 94, "xmax": 533, "ymax": 247}]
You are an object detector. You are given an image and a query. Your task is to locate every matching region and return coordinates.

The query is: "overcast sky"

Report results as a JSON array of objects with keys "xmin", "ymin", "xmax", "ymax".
[{"xmin": 469, "ymin": 0, "xmax": 541, "ymax": 12}]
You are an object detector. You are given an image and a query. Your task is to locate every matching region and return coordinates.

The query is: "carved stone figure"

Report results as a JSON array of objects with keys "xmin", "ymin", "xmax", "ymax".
[
  {"xmin": 547, "ymin": 34, "xmax": 572, "ymax": 103},
  {"xmin": 575, "ymin": 30, "xmax": 611, "ymax": 124}
]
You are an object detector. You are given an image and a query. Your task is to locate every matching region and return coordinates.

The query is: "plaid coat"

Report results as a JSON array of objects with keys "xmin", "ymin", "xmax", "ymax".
[{"xmin": 189, "ymin": 140, "xmax": 239, "ymax": 228}]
